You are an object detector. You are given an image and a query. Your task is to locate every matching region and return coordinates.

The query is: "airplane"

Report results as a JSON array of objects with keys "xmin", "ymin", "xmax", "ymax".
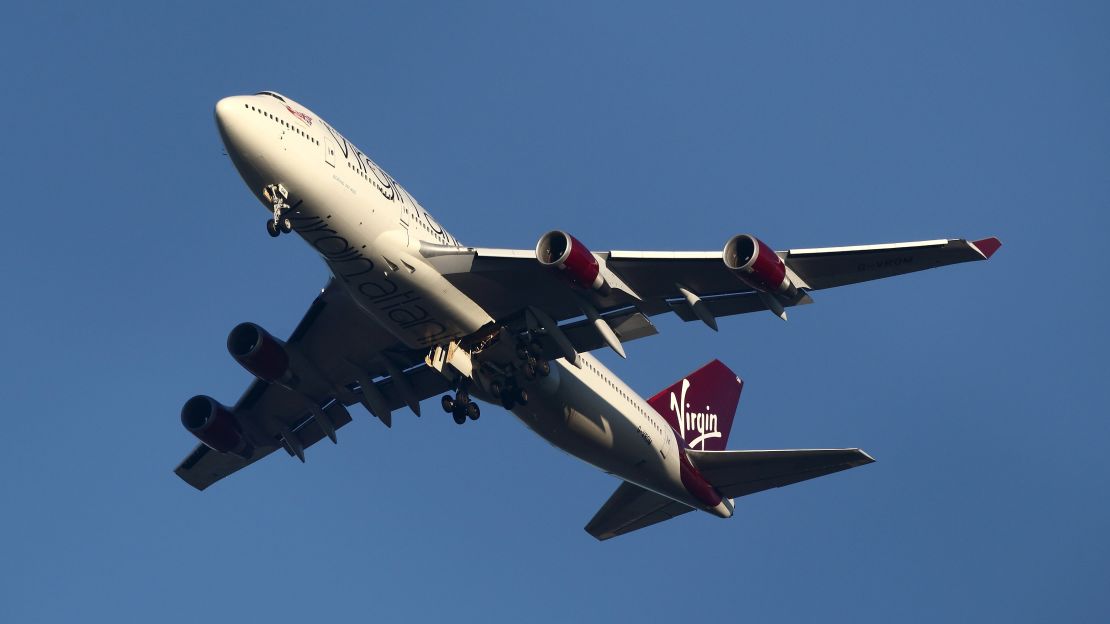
[{"xmin": 176, "ymin": 90, "xmax": 1001, "ymax": 540}]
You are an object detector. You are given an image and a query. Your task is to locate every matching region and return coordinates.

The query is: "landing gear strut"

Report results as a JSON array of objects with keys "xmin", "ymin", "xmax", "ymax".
[
  {"xmin": 517, "ymin": 340, "xmax": 550, "ymax": 382},
  {"xmin": 441, "ymin": 387, "xmax": 480, "ymax": 425},
  {"xmin": 263, "ymin": 183, "xmax": 293, "ymax": 237}
]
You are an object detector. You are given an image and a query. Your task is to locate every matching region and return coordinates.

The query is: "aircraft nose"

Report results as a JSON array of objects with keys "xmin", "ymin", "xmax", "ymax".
[
  {"xmin": 214, "ymin": 96, "xmax": 250, "ymax": 153},
  {"xmin": 213, "ymin": 97, "xmax": 239, "ymax": 137}
]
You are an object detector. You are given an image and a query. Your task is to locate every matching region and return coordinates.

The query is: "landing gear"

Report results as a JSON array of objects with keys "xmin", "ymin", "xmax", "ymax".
[
  {"xmin": 517, "ymin": 339, "xmax": 550, "ymax": 382},
  {"xmin": 442, "ymin": 387, "xmax": 480, "ymax": 425},
  {"xmin": 427, "ymin": 331, "xmax": 546, "ymax": 422},
  {"xmin": 262, "ymin": 183, "xmax": 292, "ymax": 236},
  {"xmin": 516, "ymin": 340, "xmax": 543, "ymax": 361},
  {"xmin": 500, "ymin": 384, "xmax": 528, "ymax": 410}
]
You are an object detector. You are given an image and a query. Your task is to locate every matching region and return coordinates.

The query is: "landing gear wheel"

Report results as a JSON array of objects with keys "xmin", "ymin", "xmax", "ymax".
[
  {"xmin": 515, "ymin": 387, "xmax": 529, "ymax": 406},
  {"xmin": 522, "ymin": 363, "xmax": 536, "ymax": 381},
  {"xmin": 466, "ymin": 402, "xmax": 480, "ymax": 420},
  {"xmin": 500, "ymin": 389, "xmax": 516, "ymax": 410},
  {"xmin": 536, "ymin": 360, "xmax": 551, "ymax": 377},
  {"xmin": 441, "ymin": 395, "xmax": 456, "ymax": 413},
  {"xmin": 490, "ymin": 382, "xmax": 503, "ymax": 397},
  {"xmin": 456, "ymin": 389, "xmax": 469, "ymax": 405},
  {"xmin": 452, "ymin": 408, "xmax": 467, "ymax": 425},
  {"xmin": 263, "ymin": 183, "xmax": 291, "ymax": 238}
]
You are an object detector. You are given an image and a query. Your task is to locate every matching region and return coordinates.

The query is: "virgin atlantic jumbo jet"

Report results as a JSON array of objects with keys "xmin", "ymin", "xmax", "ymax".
[{"xmin": 175, "ymin": 91, "xmax": 1000, "ymax": 540}]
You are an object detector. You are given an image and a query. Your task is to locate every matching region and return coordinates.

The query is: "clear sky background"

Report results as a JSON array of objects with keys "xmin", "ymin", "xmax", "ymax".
[{"xmin": 1, "ymin": 2, "xmax": 1107, "ymax": 622}]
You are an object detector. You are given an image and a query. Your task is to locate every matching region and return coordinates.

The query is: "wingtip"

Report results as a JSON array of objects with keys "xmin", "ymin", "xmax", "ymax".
[{"xmin": 970, "ymin": 237, "xmax": 1002, "ymax": 260}]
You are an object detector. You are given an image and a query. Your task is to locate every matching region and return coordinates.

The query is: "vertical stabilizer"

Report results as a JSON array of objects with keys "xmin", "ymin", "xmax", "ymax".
[{"xmin": 646, "ymin": 360, "xmax": 742, "ymax": 451}]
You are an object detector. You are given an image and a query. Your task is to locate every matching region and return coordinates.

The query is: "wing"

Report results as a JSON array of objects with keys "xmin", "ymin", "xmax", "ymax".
[
  {"xmin": 174, "ymin": 279, "xmax": 450, "ymax": 490},
  {"xmin": 685, "ymin": 448, "xmax": 875, "ymax": 499},
  {"xmin": 585, "ymin": 480, "xmax": 694, "ymax": 541},
  {"xmin": 425, "ymin": 236, "xmax": 1000, "ymax": 333}
]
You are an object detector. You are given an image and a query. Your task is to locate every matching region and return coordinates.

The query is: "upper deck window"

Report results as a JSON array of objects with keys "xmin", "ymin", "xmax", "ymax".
[{"xmin": 256, "ymin": 91, "xmax": 286, "ymax": 102}]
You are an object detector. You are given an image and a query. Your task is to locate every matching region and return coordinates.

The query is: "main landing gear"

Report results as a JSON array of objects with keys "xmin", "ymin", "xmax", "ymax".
[
  {"xmin": 263, "ymin": 183, "xmax": 293, "ymax": 237},
  {"xmin": 441, "ymin": 387, "xmax": 480, "ymax": 425},
  {"xmin": 493, "ymin": 339, "xmax": 548, "ymax": 410},
  {"xmin": 428, "ymin": 333, "xmax": 552, "ymax": 423},
  {"xmin": 491, "ymin": 382, "xmax": 529, "ymax": 411}
]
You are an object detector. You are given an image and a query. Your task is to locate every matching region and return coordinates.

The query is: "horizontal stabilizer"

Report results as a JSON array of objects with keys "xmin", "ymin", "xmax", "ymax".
[
  {"xmin": 585, "ymin": 481, "xmax": 694, "ymax": 541},
  {"xmin": 583, "ymin": 448, "xmax": 872, "ymax": 541},
  {"xmin": 685, "ymin": 448, "xmax": 874, "ymax": 499}
]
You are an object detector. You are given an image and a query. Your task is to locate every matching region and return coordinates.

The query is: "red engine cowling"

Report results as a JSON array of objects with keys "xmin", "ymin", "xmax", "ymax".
[
  {"xmin": 181, "ymin": 395, "xmax": 252, "ymax": 458},
  {"xmin": 227, "ymin": 322, "xmax": 295, "ymax": 385},
  {"xmin": 723, "ymin": 234, "xmax": 797, "ymax": 298},
  {"xmin": 536, "ymin": 230, "xmax": 610, "ymax": 294}
]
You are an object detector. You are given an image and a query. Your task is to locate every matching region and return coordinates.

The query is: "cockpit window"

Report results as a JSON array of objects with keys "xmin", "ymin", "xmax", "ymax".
[{"xmin": 256, "ymin": 91, "xmax": 286, "ymax": 102}]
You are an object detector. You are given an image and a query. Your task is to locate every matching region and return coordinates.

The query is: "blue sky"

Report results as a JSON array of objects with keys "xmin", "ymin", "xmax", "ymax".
[{"xmin": 1, "ymin": 2, "xmax": 1107, "ymax": 621}]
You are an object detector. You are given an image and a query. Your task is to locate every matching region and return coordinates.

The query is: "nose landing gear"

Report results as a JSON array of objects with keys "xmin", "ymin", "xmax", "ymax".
[{"xmin": 263, "ymin": 183, "xmax": 293, "ymax": 237}]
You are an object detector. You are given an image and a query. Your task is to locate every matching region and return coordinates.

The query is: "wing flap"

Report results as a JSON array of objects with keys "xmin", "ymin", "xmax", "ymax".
[
  {"xmin": 548, "ymin": 310, "xmax": 659, "ymax": 355},
  {"xmin": 585, "ymin": 481, "xmax": 694, "ymax": 541},
  {"xmin": 667, "ymin": 290, "xmax": 813, "ymax": 323}
]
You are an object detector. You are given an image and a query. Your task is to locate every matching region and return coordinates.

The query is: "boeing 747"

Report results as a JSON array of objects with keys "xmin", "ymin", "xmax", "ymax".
[{"xmin": 175, "ymin": 91, "xmax": 1000, "ymax": 539}]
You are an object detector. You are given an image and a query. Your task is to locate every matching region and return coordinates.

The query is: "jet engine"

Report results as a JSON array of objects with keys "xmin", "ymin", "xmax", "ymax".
[
  {"xmin": 180, "ymin": 395, "xmax": 252, "ymax": 458},
  {"xmin": 536, "ymin": 230, "xmax": 610, "ymax": 295},
  {"xmin": 723, "ymin": 234, "xmax": 798, "ymax": 299},
  {"xmin": 227, "ymin": 322, "xmax": 297, "ymax": 386}
]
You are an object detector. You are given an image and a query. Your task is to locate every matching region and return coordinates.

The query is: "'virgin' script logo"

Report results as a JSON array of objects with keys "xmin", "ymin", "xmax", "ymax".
[{"xmin": 669, "ymin": 379, "xmax": 720, "ymax": 450}]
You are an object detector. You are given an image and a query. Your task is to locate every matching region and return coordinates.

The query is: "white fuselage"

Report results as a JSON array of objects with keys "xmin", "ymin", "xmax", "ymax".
[{"xmin": 214, "ymin": 92, "xmax": 731, "ymax": 518}]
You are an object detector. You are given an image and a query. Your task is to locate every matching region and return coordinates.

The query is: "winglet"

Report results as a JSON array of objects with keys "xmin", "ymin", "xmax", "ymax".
[{"xmin": 970, "ymin": 237, "xmax": 1002, "ymax": 260}]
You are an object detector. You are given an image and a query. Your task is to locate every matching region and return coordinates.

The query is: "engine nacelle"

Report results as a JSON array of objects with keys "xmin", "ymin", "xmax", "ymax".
[
  {"xmin": 227, "ymin": 322, "xmax": 296, "ymax": 386},
  {"xmin": 181, "ymin": 395, "xmax": 252, "ymax": 458},
  {"xmin": 723, "ymin": 234, "xmax": 798, "ymax": 298},
  {"xmin": 536, "ymin": 230, "xmax": 610, "ymax": 295}
]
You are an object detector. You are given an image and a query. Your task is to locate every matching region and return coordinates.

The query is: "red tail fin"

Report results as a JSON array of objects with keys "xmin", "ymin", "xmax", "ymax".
[{"xmin": 646, "ymin": 360, "xmax": 743, "ymax": 451}]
